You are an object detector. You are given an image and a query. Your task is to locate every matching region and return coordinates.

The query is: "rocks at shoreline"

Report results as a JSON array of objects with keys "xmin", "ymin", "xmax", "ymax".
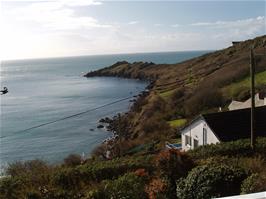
[{"xmin": 97, "ymin": 124, "xmax": 104, "ymax": 129}]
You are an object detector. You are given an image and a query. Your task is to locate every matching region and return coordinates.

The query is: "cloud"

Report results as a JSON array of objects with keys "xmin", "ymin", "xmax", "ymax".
[
  {"xmin": 190, "ymin": 16, "xmax": 265, "ymax": 30},
  {"xmin": 171, "ymin": 24, "xmax": 181, "ymax": 28},
  {"xmin": 154, "ymin": 23, "xmax": 163, "ymax": 27},
  {"xmin": 59, "ymin": 0, "xmax": 102, "ymax": 6},
  {"xmin": 7, "ymin": 0, "xmax": 109, "ymax": 30},
  {"xmin": 128, "ymin": 21, "xmax": 139, "ymax": 25}
]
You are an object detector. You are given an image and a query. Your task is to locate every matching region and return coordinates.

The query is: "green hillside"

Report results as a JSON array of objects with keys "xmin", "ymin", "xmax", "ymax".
[{"xmin": 1, "ymin": 35, "xmax": 266, "ymax": 199}]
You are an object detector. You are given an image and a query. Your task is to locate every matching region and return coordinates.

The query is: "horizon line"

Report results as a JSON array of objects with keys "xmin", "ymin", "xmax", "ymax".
[{"xmin": 1, "ymin": 49, "xmax": 215, "ymax": 62}]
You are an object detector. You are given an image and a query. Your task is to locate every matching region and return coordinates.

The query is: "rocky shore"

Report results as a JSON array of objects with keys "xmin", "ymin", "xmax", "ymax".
[{"xmin": 85, "ymin": 35, "xmax": 266, "ymax": 157}]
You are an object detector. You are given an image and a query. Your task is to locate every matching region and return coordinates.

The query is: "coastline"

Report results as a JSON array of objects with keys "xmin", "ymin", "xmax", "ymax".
[{"xmin": 84, "ymin": 35, "xmax": 266, "ymax": 158}]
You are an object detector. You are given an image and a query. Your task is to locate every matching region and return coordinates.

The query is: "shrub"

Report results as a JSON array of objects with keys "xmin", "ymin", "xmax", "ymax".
[
  {"xmin": 53, "ymin": 155, "xmax": 154, "ymax": 189},
  {"xmin": 145, "ymin": 178, "xmax": 168, "ymax": 199},
  {"xmin": 87, "ymin": 172, "xmax": 148, "ymax": 199},
  {"xmin": 104, "ymin": 173, "xmax": 147, "ymax": 199},
  {"xmin": 142, "ymin": 116, "xmax": 171, "ymax": 135},
  {"xmin": 188, "ymin": 137, "xmax": 266, "ymax": 159},
  {"xmin": 91, "ymin": 144, "xmax": 107, "ymax": 158},
  {"xmin": 4, "ymin": 160, "xmax": 51, "ymax": 191},
  {"xmin": 238, "ymin": 156, "xmax": 266, "ymax": 174},
  {"xmin": 6, "ymin": 160, "xmax": 49, "ymax": 178},
  {"xmin": 241, "ymin": 173, "xmax": 266, "ymax": 194},
  {"xmin": 176, "ymin": 164, "xmax": 247, "ymax": 199},
  {"xmin": 53, "ymin": 167, "xmax": 83, "ymax": 190},
  {"xmin": 0, "ymin": 177, "xmax": 29, "ymax": 199},
  {"xmin": 156, "ymin": 149, "xmax": 194, "ymax": 180},
  {"xmin": 156, "ymin": 149, "xmax": 194, "ymax": 199},
  {"xmin": 184, "ymin": 87, "xmax": 223, "ymax": 116},
  {"xmin": 64, "ymin": 154, "xmax": 82, "ymax": 167}
]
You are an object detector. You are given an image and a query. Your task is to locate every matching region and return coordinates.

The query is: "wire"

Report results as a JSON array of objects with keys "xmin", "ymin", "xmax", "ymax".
[{"xmin": 1, "ymin": 95, "xmax": 135, "ymax": 139}]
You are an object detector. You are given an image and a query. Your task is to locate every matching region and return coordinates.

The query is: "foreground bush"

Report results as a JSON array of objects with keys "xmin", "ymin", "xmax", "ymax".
[
  {"xmin": 176, "ymin": 164, "xmax": 247, "ymax": 199},
  {"xmin": 87, "ymin": 172, "xmax": 147, "ymax": 199},
  {"xmin": 156, "ymin": 149, "xmax": 194, "ymax": 180},
  {"xmin": 189, "ymin": 137, "xmax": 266, "ymax": 159},
  {"xmin": 156, "ymin": 149, "xmax": 195, "ymax": 198},
  {"xmin": 241, "ymin": 173, "xmax": 266, "ymax": 194},
  {"xmin": 64, "ymin": 154, "xmax": 82, "ymax": 167}
]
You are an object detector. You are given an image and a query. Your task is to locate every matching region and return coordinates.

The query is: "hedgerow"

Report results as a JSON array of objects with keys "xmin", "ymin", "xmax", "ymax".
[{"xmin": 188, "ymin": 137, "xmax": 266, "ymax": 159}]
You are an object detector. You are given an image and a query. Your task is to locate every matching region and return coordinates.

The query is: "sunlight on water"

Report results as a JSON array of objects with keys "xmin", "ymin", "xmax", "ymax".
[{"xmin": 0, "ymin": 51, "xmax": 208, "ymax": 166}]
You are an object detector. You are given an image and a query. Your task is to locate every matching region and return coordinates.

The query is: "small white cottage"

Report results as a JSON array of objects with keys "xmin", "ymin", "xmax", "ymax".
[
  {"xmin": 181, "ymin": 106, "xmax": 266, "ymax": 151},
  {"xmin": 228, "ymin": 93, "xmax": 266, "ymax": 111}
]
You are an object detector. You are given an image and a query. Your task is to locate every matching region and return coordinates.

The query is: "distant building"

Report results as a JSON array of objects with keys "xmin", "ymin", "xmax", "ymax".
[
  {"xmin": 228, "ymin": 93, "xmax": 266, "ymax": 111},
  {"xmin": 232, "ymin": 41, "xmax": 241, "ymax": 46},
  {"xmin": 181, "ymin": 106, "xmax": 266, "ymax": 151}
]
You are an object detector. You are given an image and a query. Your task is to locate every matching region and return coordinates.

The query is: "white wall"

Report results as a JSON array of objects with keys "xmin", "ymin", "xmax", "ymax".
[{"xmin": 181, "ymin": 119, "xmax": 220, "ymax": 151}]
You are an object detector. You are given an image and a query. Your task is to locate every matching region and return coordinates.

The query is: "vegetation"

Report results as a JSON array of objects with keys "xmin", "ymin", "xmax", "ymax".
[
  {"xmin": 176, "ymin": 164, "xmax": 247, "ymax": 199},
  {"xmin": 223, "ymin": 70, "xmax": 266, "ymax": 100},
  {"xmin": 2, "ymin": 36, "xmax": 266, "ymax": 198},
  {"xmin": 167, "ymin": 119, "xmax": 187, "ymax": 128},
  {"xmin": 188, "ymin": 137, "xmax": 266, "ymax": 159},
  {"xmin": 1, "ymin": 137, "xmax": 266, "ymax": 199},
  {"xmin": 159, "ymin": 89, "xmax": 178, "ymax": 99}
]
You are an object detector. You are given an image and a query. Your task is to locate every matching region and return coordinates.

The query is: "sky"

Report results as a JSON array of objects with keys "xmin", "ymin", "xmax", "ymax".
[{"xmin": 1, "ymin": 0, "xmax": 265, "ymax": 60}]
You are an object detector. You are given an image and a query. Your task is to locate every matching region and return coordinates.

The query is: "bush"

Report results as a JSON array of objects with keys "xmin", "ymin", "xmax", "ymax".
[
  {"xmin": 156, "ymin": 149, "xmax": 194, "ymax": 199},
  {"xmin": 189, "ymin": 137, "xmax": 266, "ymax": 159},
  {"xmin": 104, "ymin": 173, "xmax": 147, "ymax": 199},
  {"xmin": 53, "ymin": 155, "xmax": 154, "ymax": 189},
  {"xmin": 241, "ymin": 173, "xmax": 266, "ymax": 194},
  {"xmin": 6, "ymin": 160, "xmax": 51, "ymax": 187},
  {"xmin": 53, "ymin": 167, "xmax": 83, "ymax": 190},
  {"xmin": 184, "ymin": 87, "xmax": 223, "ymax": 116},
  {"xmin": 156, "ymin": 149, "xmax": 194, "ymax": 180},
  {"xmin": 64, "ymin": 154, "xmax": 82, "ymax": 167},
  {"xmin": 6, "ymin": 160, "xmax": 49, "ymax": 178},
  {"xmin": 0, "ymin": 177, "xmax": 29, "ymax": 199},
  {"xmin": 142, "ymin": 116, "xmax": 171, "ymax": 135},
  {"xmin": 145, "ymin": 178, "xmax": 168, "ymax": 199},
  {"xmin": 176, "ymin": 164, "xmax": 247, "ymax": 199}
]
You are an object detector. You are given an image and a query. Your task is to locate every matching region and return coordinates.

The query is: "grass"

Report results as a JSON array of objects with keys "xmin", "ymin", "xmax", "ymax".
[
  {"xmin": 168, "ymin": 119, "xmax": 187, "ymax": 128},
  {"xmin": 223, "ymin": 70, "xmax": 266, "ymax": 97},
  {"xmin": 158, "ymin": 89, "xmax": 177, "ymax": 99}
]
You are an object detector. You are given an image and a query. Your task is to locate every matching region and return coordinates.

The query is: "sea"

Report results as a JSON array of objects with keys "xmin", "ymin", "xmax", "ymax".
[{"xmin": 0, "ymin": 50, "xmax": 210, "ymax": 169}]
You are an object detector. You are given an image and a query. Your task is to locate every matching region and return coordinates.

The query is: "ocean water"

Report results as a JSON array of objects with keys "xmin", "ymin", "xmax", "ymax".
[{"xmin": 0, "ymin": 50, "xmax": 209, "ymax": 167}]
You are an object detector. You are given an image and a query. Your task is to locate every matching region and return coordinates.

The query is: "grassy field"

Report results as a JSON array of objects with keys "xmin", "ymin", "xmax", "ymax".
[
  {"xmin": 223, "ymin": 70, "xmax": 266, "ymax": 97},
  {"xmin": 158, "ymin": 89, "xmax": 177, "ymax": 99},
  {"xmin": 168, "ymin": 118, "xmax": 187, "ymax": 128}
]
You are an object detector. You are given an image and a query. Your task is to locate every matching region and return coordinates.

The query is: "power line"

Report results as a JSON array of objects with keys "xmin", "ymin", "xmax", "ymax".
[{"xmin": 1, "ymin": 95, "xmax": 134, "ymax": 139}]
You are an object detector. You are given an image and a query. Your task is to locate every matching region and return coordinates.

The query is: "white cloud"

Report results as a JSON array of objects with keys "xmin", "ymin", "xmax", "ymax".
[
  {"xmin": 171, "ymin": 24, "xmax": 181, "ymax": 28},
  {"xmin": 59, "ymin": 0, "xmax": 102, "ymax": 6},
  {"xmin": 128, "ymin": 21, "xmax": 139, "ymax": 25},
  {"xmin": 7, "ymin": 1, "xmax": 108, "ymax": 30},
  {"xmin": 154, "ymin": 23, "xmax": 163, "ymax": 27},
  {"xmin": 1, "ymin": 0, "xmax": 265, "ymax": 61},
  {"xmin": 190, "ymin": 16, "xmax": 265, "ymax": 30}
]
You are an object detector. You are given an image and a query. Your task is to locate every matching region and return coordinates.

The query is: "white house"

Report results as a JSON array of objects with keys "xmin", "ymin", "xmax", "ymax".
[
  {"xmin": 181, "ymin": 105, "xmax": 266, "ymax": 151},
  {"xmin": 181, "ymin": 117, "xmax": 219, "ymax": 151},
  {"xmin": 228, "ymin": 93, "xmax": 266, "ymax": 111}
]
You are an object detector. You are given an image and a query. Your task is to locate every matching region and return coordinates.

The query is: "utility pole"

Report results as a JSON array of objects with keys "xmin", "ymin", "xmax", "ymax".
[
  {"xmin": 117, "ymin": 113, "xmax": 122, "ymax": 157},
  {"xmin": 250, "ymin": 48, "xmax": 255, "ymax": 150}
]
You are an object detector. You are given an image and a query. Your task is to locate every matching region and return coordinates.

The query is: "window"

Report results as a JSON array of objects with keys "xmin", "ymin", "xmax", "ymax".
[
  {"xmin": 194, "ymin": 139, "xmax": 199, "ymax": 148},
  {"xmin": 203, "ymin": 128, "xmax": 207, "ymax": 145},
  {"xmin": 185, "ymin": 135, "xmax": 191, "ymax": 146}
]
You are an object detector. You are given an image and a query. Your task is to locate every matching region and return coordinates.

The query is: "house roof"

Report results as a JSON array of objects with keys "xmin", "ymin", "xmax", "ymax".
[{"xmin": 201, "ymin": 105, "xmax": 266, "ymax": 142}]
